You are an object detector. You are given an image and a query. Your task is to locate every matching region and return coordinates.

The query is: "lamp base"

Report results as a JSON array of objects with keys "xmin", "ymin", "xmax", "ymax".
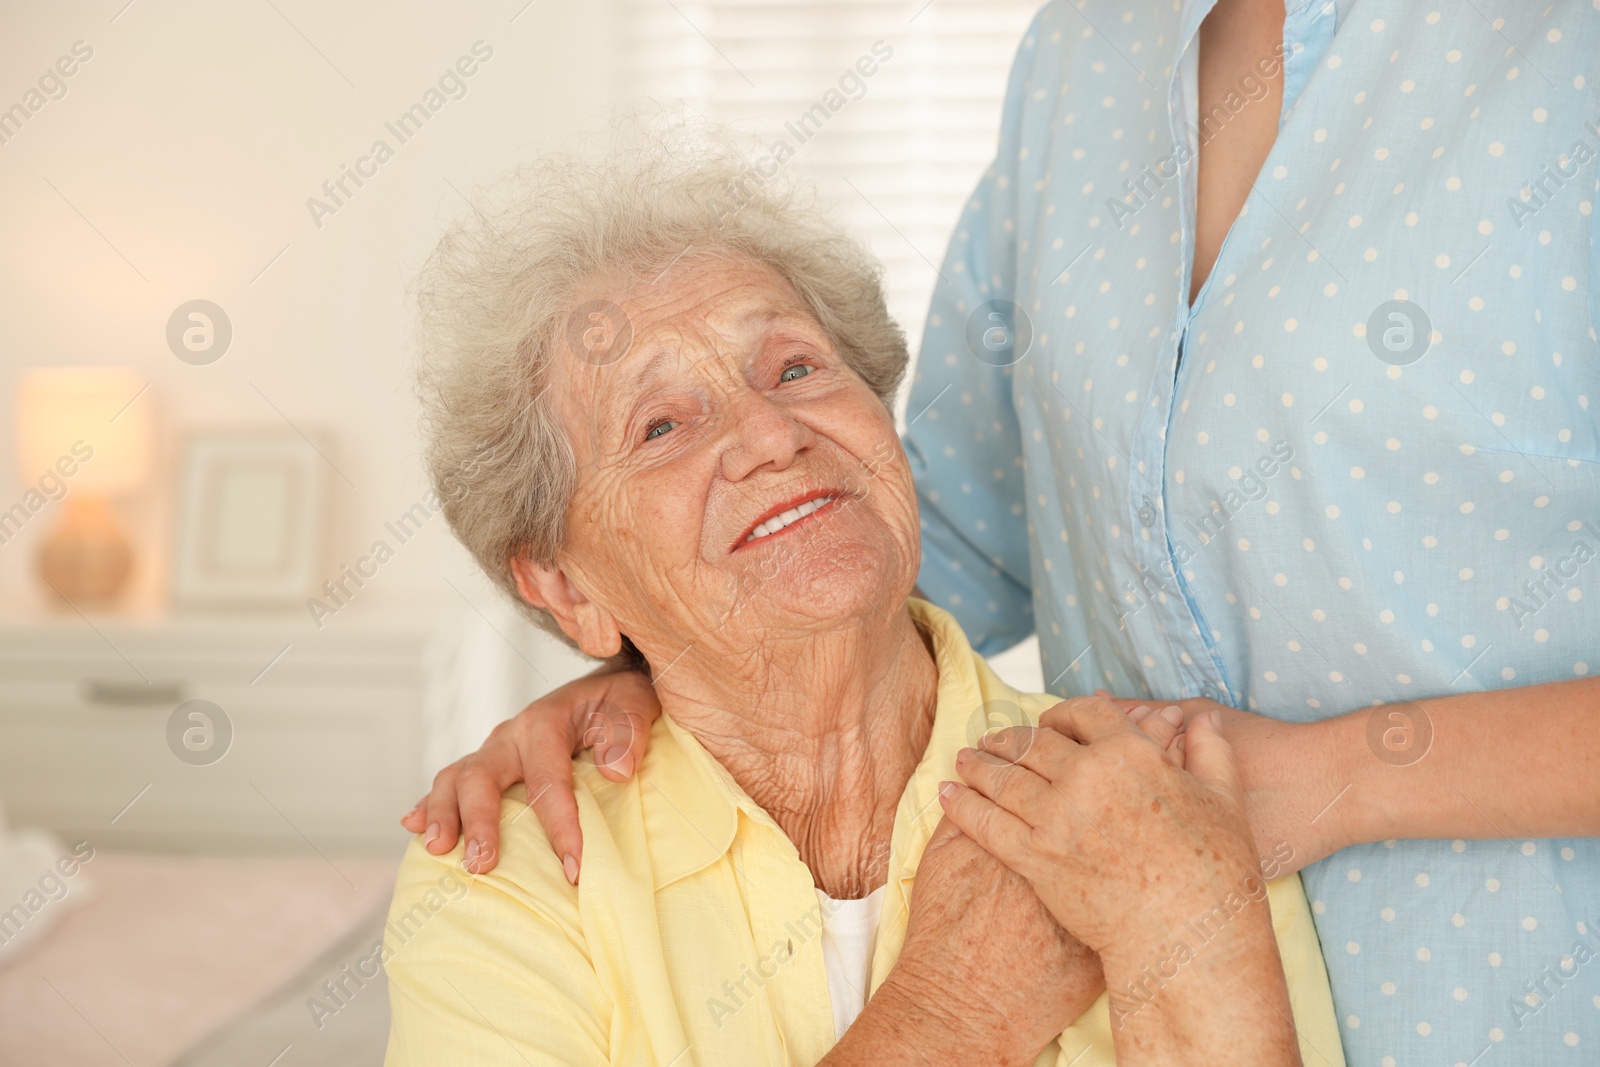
[{"xmin": 39, "ymin": 495, "xmax": 134, "ymax": 604}]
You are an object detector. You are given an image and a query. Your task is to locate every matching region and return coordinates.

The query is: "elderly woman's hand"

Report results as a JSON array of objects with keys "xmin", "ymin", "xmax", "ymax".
[
  {"xmin": 939, "ymin": 697, "xmax": 1300, "ymax": 1063},
  {"xmin": 940, "ymin": 696, "xmax": 1258, "ymax": 957},
  {"xmin": 865, "ymin": 816, "xmax": 1103, "ymax": 1065},
  {"xmin": 1091, "ymin": 690, "xmax": 1353, "ymax": 877},
  {"xmin": 400, "ymin": 667, "xmax": 659, "ymax": 877}
]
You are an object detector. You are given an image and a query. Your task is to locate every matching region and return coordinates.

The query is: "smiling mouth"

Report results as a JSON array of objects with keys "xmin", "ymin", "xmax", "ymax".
[{"xmin": 735, "ymin": 492, "xmax": 841, "ymax": 550}]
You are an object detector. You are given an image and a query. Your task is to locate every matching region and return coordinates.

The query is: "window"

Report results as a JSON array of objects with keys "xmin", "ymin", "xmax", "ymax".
[{"xmin": 619, "ymin": 0, "xmax": 1043, "ymax": 368}]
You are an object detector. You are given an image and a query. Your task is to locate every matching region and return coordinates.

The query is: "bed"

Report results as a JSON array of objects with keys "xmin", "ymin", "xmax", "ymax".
[{"xmin": 0, "ymin": 851, "xmax": 399, "ymax": 1067}]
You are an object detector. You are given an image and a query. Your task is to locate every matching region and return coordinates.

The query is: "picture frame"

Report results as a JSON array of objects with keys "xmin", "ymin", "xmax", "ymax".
[{"xmin": 170, "ymin": 430, "xmax": 330, "ymax": 607}]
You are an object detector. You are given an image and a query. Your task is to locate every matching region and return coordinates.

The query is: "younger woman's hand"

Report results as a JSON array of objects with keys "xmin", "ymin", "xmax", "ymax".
[{"xmin": 400, "ymin": 667, "xmax": 661, "ymax": 878}]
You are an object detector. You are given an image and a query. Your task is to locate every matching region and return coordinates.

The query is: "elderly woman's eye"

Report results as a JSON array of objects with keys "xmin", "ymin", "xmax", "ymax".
[
  {"xmin": 779, "ymin": 363, "xmax": 814, "ymax": 384},
  {"xmin": 644, "ymin": 419, "xmax": 678, "ymax": 441}
]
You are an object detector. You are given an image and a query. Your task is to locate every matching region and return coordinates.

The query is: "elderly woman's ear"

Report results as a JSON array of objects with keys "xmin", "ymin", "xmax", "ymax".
[{"xmin": 511, "ymin": 558, "xmax": 625, "ymax": 660}]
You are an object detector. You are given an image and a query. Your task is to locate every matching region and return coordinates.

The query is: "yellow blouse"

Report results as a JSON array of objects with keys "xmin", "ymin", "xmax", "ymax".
[{"xmin": 384, "ymin": 599, "xmax": 1344, "ymax": 1066}]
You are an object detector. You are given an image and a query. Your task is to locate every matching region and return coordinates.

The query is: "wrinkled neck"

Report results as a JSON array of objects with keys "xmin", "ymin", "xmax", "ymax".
[{"xmin": 654, "ymin": 602, "xmax": 938, "ymax": 898}]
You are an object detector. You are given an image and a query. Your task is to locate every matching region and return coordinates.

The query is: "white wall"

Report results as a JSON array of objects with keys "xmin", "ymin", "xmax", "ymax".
[{"xmin": 0, "ymin": 0, "xmax": 617, "ymax": 634}]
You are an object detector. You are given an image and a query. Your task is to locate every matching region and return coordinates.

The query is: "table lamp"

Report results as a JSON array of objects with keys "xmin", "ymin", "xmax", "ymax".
[{"xmin": 15, "ymin": 367, "xmax": 153, "ymax": 604}]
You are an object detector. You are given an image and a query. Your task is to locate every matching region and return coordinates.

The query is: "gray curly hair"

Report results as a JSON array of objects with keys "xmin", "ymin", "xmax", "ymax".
[{"xmin": 415, "ymin": 127, "xmax": 910, "ymax": 655}]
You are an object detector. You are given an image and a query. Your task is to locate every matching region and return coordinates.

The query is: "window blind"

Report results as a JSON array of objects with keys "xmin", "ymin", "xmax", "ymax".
[{"xmin": 618, "ymin": 0, "xmax": 1043, "ymax": 370}]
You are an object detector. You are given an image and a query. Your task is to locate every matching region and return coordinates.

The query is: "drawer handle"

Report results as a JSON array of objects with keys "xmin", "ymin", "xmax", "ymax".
[{"xmin": 86, "ymin": 680, "xmax": 185, "ymax": 706}]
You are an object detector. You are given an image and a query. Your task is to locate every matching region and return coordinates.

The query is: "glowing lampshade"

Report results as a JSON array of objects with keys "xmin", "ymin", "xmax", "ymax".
[
  {"xmin": 14, "ymin": 367, "xmax": 153, "ymax": 603},
  {"xmin": 16, "ymin": 367, "xmax": 152, "ymax": 494}
]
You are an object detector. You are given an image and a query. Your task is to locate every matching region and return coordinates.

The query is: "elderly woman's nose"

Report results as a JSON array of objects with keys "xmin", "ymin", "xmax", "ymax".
[{"xmin": 718, "ymin": 391, "xmax": 815, "ymax": 480}]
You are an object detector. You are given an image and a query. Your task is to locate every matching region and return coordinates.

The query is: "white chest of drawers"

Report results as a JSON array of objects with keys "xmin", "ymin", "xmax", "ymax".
[{"xmin": 0, "ymin": 606, "xmax": 435, "ymax": 854}]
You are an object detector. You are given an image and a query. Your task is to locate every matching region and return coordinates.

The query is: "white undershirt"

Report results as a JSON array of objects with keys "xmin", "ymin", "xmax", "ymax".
[{"xmin": 814, "ymin": 884, "xmax": 886, "ymax": 1040}]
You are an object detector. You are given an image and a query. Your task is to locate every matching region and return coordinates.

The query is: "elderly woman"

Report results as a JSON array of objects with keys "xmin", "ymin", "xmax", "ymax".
[{"xmin": 384, "ymin": 140, "xmax": 1342, "ymax": 1066}]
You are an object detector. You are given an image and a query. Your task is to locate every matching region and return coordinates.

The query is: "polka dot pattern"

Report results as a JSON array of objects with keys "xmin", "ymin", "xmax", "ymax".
[{"xmin": 904, "ymin": 2, "xmax": 1600, "ymax": 1064}]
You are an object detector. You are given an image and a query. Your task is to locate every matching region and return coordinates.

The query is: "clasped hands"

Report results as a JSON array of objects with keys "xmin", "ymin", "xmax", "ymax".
[{"xmin": 897, "ymin": 696, "xmax": 1299, "ymax": 1064}]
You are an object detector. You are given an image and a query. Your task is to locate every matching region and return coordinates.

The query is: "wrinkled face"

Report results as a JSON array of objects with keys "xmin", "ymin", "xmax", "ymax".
[{"xmin": 542, "ymin": 254, "xmax": 919, "ymax": 664}]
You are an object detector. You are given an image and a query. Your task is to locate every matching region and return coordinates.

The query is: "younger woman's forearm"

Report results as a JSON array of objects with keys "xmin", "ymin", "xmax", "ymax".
[{"xmin": 1334, "ymin": 676, "xmax": 1600, "ymax": 848}]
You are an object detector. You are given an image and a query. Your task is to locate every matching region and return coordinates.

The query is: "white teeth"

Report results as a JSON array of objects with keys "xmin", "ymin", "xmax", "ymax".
[{"xmin": 745, "ymin": 496, "xmax": 835, "ymax": 543}]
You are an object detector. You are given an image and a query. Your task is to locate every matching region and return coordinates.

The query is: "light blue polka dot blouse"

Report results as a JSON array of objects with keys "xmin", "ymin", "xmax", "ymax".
[{"xmin": 904, "ymin": 2, "xmax": 1600, "ymax": 1063}]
